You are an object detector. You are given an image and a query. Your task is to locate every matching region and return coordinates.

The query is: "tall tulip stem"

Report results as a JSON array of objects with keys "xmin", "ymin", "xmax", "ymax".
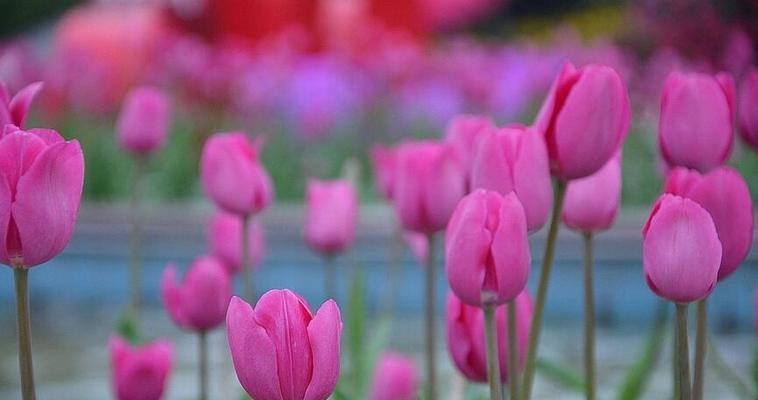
[
  {"xmin": 582, "ymin": 232, "xmax": 595, "ymax": 400},
  {"xmin": 692, "ymin": 299, "xmax": 707, "ymax": 400},
  {"xmin": 241, "ymin": 214, "xmax": 254, "ymax": 301},
  {"xmin": 14, "ymin": 268, "xmax": 36, "ymax": 400},
  {"xmin": 324, "ymin": 255, "xmax": 336, "ymax": 301},
  {"xmin": 199, "ymin": 331, "xmax": 208, "ymax": 400},
  {"xmin": 507, "ymin": 300, "xmax": 520, "ymax": 400},
  {"xmin": 128, "ymin": 155, "xmax": 146, "ymax": 321},
  {"xmin": 484, "ymin": 303, "xmax": 504, "ymax": 400},
  {"xmin": 521, "ymin": 179, "xmax": 567, "ymax": 400},
  {"xmin": 425, "ymin": 233, "xmax": 437, "ymax": 400},
  {"xmin": 675, "ymin": 303, "xmax": 691, "ymax": 400}
]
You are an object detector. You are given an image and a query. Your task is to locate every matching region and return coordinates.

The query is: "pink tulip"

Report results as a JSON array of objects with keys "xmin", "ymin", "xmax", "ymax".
[
  {"xmin": 116, "ymin": 86, "xmax": 171, "ymax": 155},
  {"xmin": 393, "ymin": 140, "xmax": 466, "ymax": 234},
  {"xmin": 445, "ymin": 190, "xmax": 530, "ymax": 307},
  {"xmin": 207, "ymin": 210, "xmax": 265, "ymax": 274},
  {"xmin": 227, "ymin": 291, "xmax": 342, "ymax": 400},
  {"xmin": 0, "ymin": 126, "xmax": 84, "ymax": 268},
  {"xmin": 659, "ymin": 71, "xmax": 735, "ymax": 172},
  {"xmin": 303, "ymin": 179, "xmax": 359, "ymax": 256},
  {"xmin": 161, "ymin": 256, "xmax": 232, "ymax": 332},
  {"xmin": 369, "ymin": 351, "xmax": 419, "ymax": 400},
  {"xmin": 561, "ymin": 154, "xmax": 622, "ymax": 233},
  {"xmin": 738, "ymin": 68, "xmax": 758, "ymax": 149},
  {"xmin": 200, "ymin": 132, "xmax": 273, "ymax": 216},
  {"xmin": 444, "ymin": 114, "xmax": 495, "ymax": 180},
  {"xmin": 109, "ymin": 336, "xmax": 172, "ymax": 400},
  {"xmin": 446, "ymin": 289, "xmax": 533, "ymax": 383},
  {"xmin": 470, "ymin": 124, "xmax": 553, "ymax": 232},
  {"xmin": 404, "ymin": 231, "xmax": 429, "ymax": 266},
  {"xmin": 643, "ymin": 194, "xmax": 722, "ymax": 303},
  {"xmin": 533, "ymin": 62, "xmax": 631, "ymax": 180},
  {"xmin": 664, "ymin": 167, "xmax": 754, "ymax": 280},
  {"xmin": 0, "ymin": 81, "xmax": 42, "ymax": 129},
  {"xmin": 370, "ymin": 145, "xmax": 396, "ymax": 201}
]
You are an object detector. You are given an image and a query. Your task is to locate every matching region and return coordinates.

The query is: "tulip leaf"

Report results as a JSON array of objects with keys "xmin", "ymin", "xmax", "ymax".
[
  {"xmin": 536, "ymin": 358, "xmax": 585, "ymax": 392},
  {"xmin": 115, "ymin": 314, "xmax": 141, "ymax": 345},
  {"xmin": 616, "ymin": 300, "xmax": 668, "ymax": 400}
]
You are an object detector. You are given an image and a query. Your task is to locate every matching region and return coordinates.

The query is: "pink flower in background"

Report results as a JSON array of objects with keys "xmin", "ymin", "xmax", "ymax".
[
  {"xmin": 404, "ymin": 231, "xmax": 429, "ymax": 266},
  {"xmin": 0, "ymin": 126, "xmax": 84, "ymax": 268},
  {"xmin": 369, "ymin": 351, "xmax": 419, "ymax": 400},
  {"xmin": 109, "ymin": 336, "xmax": 172, "ymax": 400},
  {"xmin": 208, "ymin": 210, "xmax": 265, "ymax": 274},
  {"xmin": 161, "ymin": 256, "xmax": 232, "ymax": 332},
  {"xmin": 642, "ymin": 194, "xmax": 722, "ymax": 303},
  {"xmin": 658, "ymin": 71, "xmax": 735, "ymax": 172},
  {"xmin": 370, "ymin": 144, "xmax": 397, "ymax": 201},
  {"xmin": 738, "ymin": 68, "xmax": 758, "ymax": 149},
  {"xmin": 116, "ymin": 86, "xmax": 171, "ymax": 155},
  {"xmin": 0, "ymin": 43, "xmax": 42, "ymax": 94},
  {"xmin": 664, "ymin": 167, "xmax": 754, "ymax": 281},
  {"xmin": 446, "ymin": 289, "xmax": 532, "ymax": 383},
  {"xmin": 0, "ymin": 81, "xmax": 42, "ymax": 129},
  {"xmin": 444, "ymin": 114, "xmax": 495, "ymax": 181},
  {"xmin": 227, "ymin": 290, "xmax": 342, "ymax": 400},
  {"xmin": 562, "ymin": 154, "xmax": 622, "ymax": 233},
  {"xmin": 303, "ymin": 179, "xmax": 359, "ymax": 256}
]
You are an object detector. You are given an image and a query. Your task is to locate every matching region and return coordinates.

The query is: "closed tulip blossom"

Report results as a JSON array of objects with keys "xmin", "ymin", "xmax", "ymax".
[
  {"xmin": 562, "ymin": 154, "xmax": 622, "ymax": 233},
  {"xmin": 116, "ymin": 86, "xmax": 171, "ymax": 155},
  {"xmin": 109, "ymin": 336, "xmax": 172, "ymax": 400},
  {"xmin": 226, "ymin": 290, "xmax": 342, "ymax": 400},
  {"xmin": 658, "ymin": 71, "xmax": 735, "ymax": 172},
  {"xmin": 404, "ymin": 231, "xmax": 429, "ymax": 266},
  {"xmin": 370, "ymin": 145, "xmax": 397, "ymax": 201},
  {"xmin": 303, "ymin": 179, "xmax": 358, "ymax": 256},
  {"xmin": 738, "ymin": 68, "xmax": 758, "ymax": 149},
  {"xmin": 444, "ymin": 114, "xmax": 495, "ymax": 181},
  {"xmin": 208, "ymin": 210, "xmax": 265, "ymax": 274},
  {"xmin": 0, "ymin": 81, "xmax": 42, "ymax": 129},
  {"xmin": 470, "ymin": 124, "xmax": 553, "ymax": 232},
  {"xmin": 533, "ymin": 62, "xmax": 631, "ymax": 180},
  {"xmin": 369, "ymin": 352, "xmax": 419, "ymax": 400}
]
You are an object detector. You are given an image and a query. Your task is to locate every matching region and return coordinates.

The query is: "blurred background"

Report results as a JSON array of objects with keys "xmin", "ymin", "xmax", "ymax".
[{"xmin": 0, "ymin": 0, "xmax": 755, "ymax": 398}]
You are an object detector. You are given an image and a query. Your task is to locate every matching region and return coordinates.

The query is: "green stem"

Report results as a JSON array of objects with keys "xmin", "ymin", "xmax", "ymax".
[
  {"xmin": 199, "ymin": 331, "xmax": 208, "ymax": 400},
  {"xmin": 583, "ymin": 232, "xmax": 595, "ymax": 400},
  {"xmin": 673, "ymin": 316, "xmax": 679, "ymax": 400},
  {"xmin": 484, "ymin": 303, "xmax": 504, "ymax": 400},
  {"xmin": 425, "ymin": 233, "xmax": 437, "ymax": 400},
  {"xmin": 15, "ymin": 268, "xmax": 36, "ymax": 400},
  {"xmin": 507, "ymin": 300, "xmax": 520, "ymax": 400},
  {"xmin": 324, "ymin": 254, "xmax": 336, "ymax": 302},
  {"xmin": 676, "ymin": 303, "xmax": 691, "ymax": 400},
  {"xmin": 521, "ymin": 179, "xmax": 567, "ymax": 400},
  {"xmin": 128, "ymin": 156, "xmax": 145, "ymax": 321},
  {"xmin": 692, "ymin": 299, "xmax": 707, "ymax": 400},
  {"xmin": 241, "ymin": 214, "xmax": 253, "ymax": 301}
]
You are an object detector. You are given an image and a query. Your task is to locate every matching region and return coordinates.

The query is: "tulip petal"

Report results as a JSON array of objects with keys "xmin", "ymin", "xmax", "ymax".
[
  {"xmin": 201, "ymin": 133, "xmax": 258, "ymax": 215},
  {"xmin": 160, "ymin": 263, "xmax": 186, "ymax": 328},
  {"xmin": 470, "ymin": 130, "xmax": 514, "ymax": 195},
  {"xmin": 304, "ymin": 300, "xmax": 342, "ymax": 400},
  {"xmin": 9, "ymin": 82, "xmax": 42, "ymax": 128},
  {"xmin": 491, "ymin": 193, "xmax": 530, "ymax": 303},
  {"xmin": 0, "ymin": 131, "xmax": 48, "ymax": 195},
  {"xmin": 0, "ymin": 175, "xmax": 11, "ymax": 265},
  {"xmin": 511, "ymin": 129, "xmax": 552, "ymax": 232},
  {"xmin": 445, "ymin": 293, "xmax": 486, "ymax": 382}
]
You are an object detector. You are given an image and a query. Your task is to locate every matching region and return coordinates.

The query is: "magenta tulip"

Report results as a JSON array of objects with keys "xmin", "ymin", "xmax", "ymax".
[
  {"xmin": 444, "ymin": 114, "xmax": 495, "ymax": 179},
  {"xmin": 738, "ymin": 68, "xmax": 758, "ymax": 149},
  {"xmin": 303, "ymin": 179, "xmax": 359, "ymax": 256},
  {"xmin": 659, "ymin": 71, "xmax": 735, "ymax": 172},
  {"xmin": 533, "ymin": 62, "xmax": 631, "ymax": 180},
  {"xmin": 470, "ymin": 124, "xmax": 553, "ymax": 232},
  {"xmin": 561, "ymin": 154, "xmax": 622, "ymax": 233},
  {"xmin": 446, "ymin": 290, "xmax": 533, "ymax": 383},
  {"xmin": 161, "ymin": 256, "xmax": 232, "ymax": 332},
  {"xmin": 664, "ymin": 167, "xmax": 754, "ymax": 280},
  {"xmin": 393, "ymin": 140, "xmax": 466, "ymax": 234},
  {"xmin": 643, "ymin": 194, "xmax": 722, "ymax": 303},
  {"xmin": 116, "ymin": 86, "xmax": 171, "ymax": 155},
  {"xmin": 200, "ymin": 132, "xmax": 273, "ymax": 216},
  {"xmin": 0, "ymin": 126, "xmax": 84, "ymax": 268},
  {"xmin": 369, "ymin": 352, "xmax": 419, "ymax": 400},
  {"xmin": 208, "ymin": 210, "xmax": 265, "ymax": 274},
  {"xmin": 227, "ymin": 290, "xmax": 342, "ymax": 400},
  {"xmin": 370, "ymin": 145, "xmax": 396, "ymax": 201},
  {"xmin": 109, "ymin": 336, "xmax": 172, "ymax": 400},
  {"xmin": 445, "ymin": 190, "xmax": 530, "ymax": 307},
  {"xmin": 0, "ymin": 81, "xmax": 42, "ymax": 129}
]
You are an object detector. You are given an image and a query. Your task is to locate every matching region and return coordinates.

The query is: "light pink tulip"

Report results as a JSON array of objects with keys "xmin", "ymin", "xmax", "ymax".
[
  {"xmin": 643, "ymin": 194, "xmax": 722, "ymax": 303},
  {"xmin": 370, "ymin": 145, "xmax": 396, "ymax": 201},
  {"xmin": 393, "ymin": 140, "xmax": 466, "ymax": 234},
  {"xmin": 161, "ymin": 256, "xmax": 232, "ymax": 332},
  {"xmin": 446, "ymin": 289, "xmax": 532, "ymax": 383},
  {"xmin": 533, "ymin": 62, "xmax": 631, "ymax": 180},
  {"xmin": 561, "ymin": 154, "xmax": 622, "ymax": 232},
  {"xmin": 664, "ymin": 167, "xmax": 754, "ymax": 280},
  {"xmin": 445, "ymin": 190, "xmax": 530, "ymax": 307},
  {"xmin": 738, "ymin": 68, "xmax": 758, "ymax": 149},
  {"xmin": 116, "ymin": 86, "xmax": 171, "ymax": 155},
  {"xmin": 200, "ymin": 132, "xmax": 273, "ymax": 216},
  {"xmin": 303, "ymin": 179, "xmax": 358, "ymax": 255},
  {"xmin": 369, "ymin": 351, "xmax": 419, "ymax": 400},
  {"xmin": 109, "ymin": 336, "xmax": 172, "ymax": 400},
  {"xmin": 404, "ymin": 231, "xmax": 429, "ymax": 266},
  {"xmin": 0, "ymin": 126, "xmax": 84, "ymax": 268},
  {"xmin": 207, "ymin": 210, "xmax": 265, "ymax": 274},
  {"xmin": 227, "ymin": 291, "xmax": 342, "ymax": 400},
  {"xmin": 470, "ymin": 124, "xmax": 553, "ymax": 232},
  {"xmin": 444, "ymin": 114, "xmax": 495, "ymax": 182},
  {"xmin": 0, "ymin": 81, "xmax": 42, "ymax": 129},
  {"xmin": 659, "ymin": 71, "xmax": 735, "ymax": 172}
]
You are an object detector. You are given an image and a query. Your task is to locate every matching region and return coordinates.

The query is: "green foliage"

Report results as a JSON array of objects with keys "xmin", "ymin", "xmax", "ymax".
[
  {"xmin": 616, "ymin": 301, "xmax": 668, "ymax": 400},
  {"xmin": 115, "ymin": 314, "xmax": 140, "ymax": 345}
]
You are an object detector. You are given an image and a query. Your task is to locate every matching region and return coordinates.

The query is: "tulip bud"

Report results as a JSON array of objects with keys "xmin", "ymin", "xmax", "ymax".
[
  {"xmin": 446, "ymin": 290, "xmax": 532, "ymax": 383},
  {"xmin": 303, "ymin": 179, "xmax": 359, "ymax": 256},
  {"xmin": 0, "ymin": 81, "xmax": 42, "ymax": 129},
  {"xmin": 369, "ymin": 352, "xmax": 419, "ymax": 400},
  {"xmin": 200, "ymin": 132, "xmax": 274, "ymax": 216},
  {"xmin": 0, "ymin": 126, "xmax": 84, "ymax": 268},
  {"xmin": 738, "ymin": 68, "xmax": 758, "ymax": 149},
  {"xmin": 370, "ymin": 145, "xmax": 397, "ymax": 201},
  {"xmin": 533, "ymin": 62, "xmax": 631, "ymax": 180},
  {"xmin": 109, "ymin": 336, "xmax": 172, "ymax": 400},
  {"xmin": 643, "ymin": 194, "xmax": 722, "ymax": 303},
  {"xmin": 659, "ymin": 71, "xmax": 735, "ymax": 172},
  {"xmin": 116, "ymin": 86, "xmax": 171, "ymax": 155},
  {"xmin": 561, "ymin": 154, "xmax": 622, "ymax": 233},
  {"xmin": 227, "ymin": 291, "xmax": 342, "ymax": 400},
  {"xmin": 664, "ymin": 167, "xmax": 754, "ymax": 280},
  {"xmin": 471, "ymin": 124, "xmax": 553, "ymax": 232},
  {"xmin": 444, "ymin": 114, "xmax": 495, "ymax": 181},
  {"xmin": 445, "ymin": 190, "xmax": 530, "ymax": 307},
  {"xmin": 207, "ymin": 210, "xmax": 265, "ymax": 274}
]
